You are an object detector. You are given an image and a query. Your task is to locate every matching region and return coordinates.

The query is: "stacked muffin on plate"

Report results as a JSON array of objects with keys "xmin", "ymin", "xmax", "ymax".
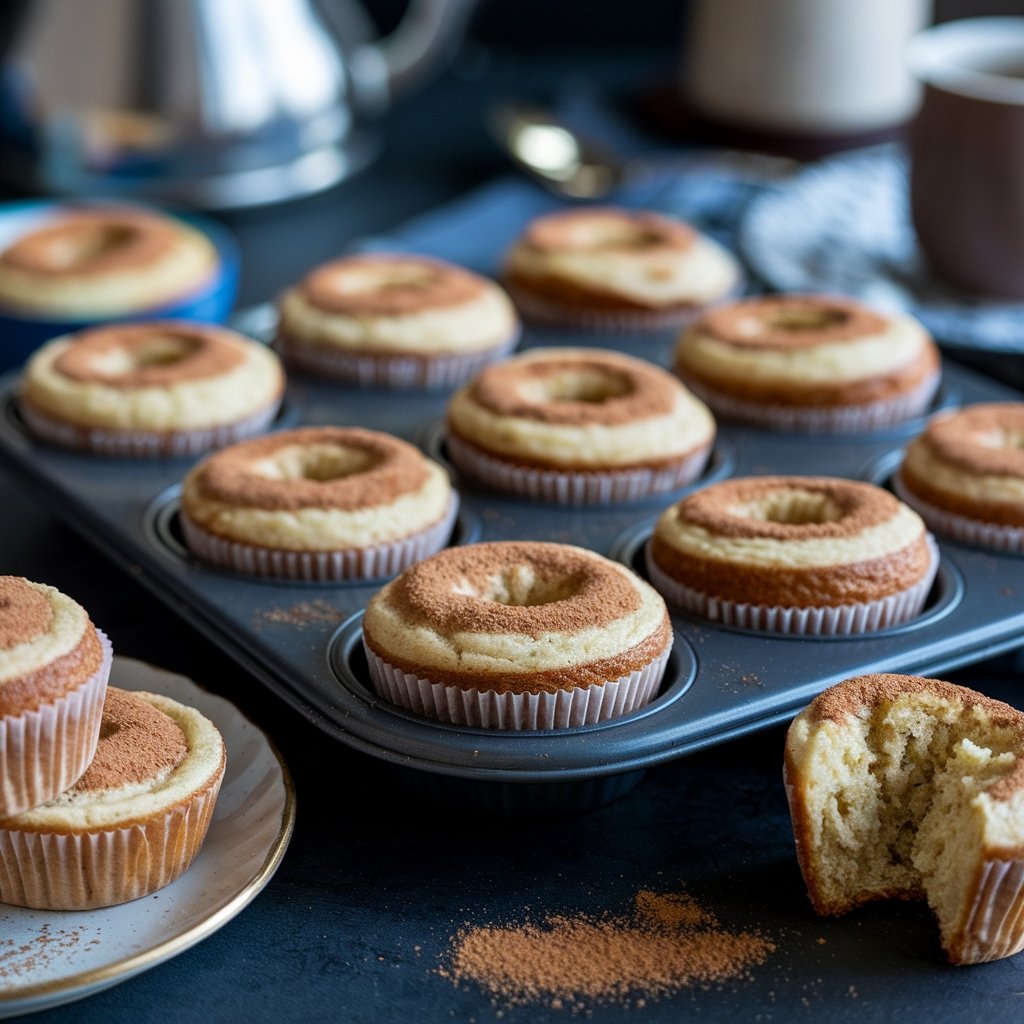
[{"xmin": 0, "ymin": 577, "xmax": 225, "ymax": 910}]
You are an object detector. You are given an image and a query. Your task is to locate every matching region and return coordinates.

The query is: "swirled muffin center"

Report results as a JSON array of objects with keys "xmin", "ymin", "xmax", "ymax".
[
  {"xmin": 67, "ymin": 688, "xmax": 187, "ymax": 798},
  {"xmin": 698, "ymin": 297, "xmax": 888, "ymax": 350},
  {"xmin": 51, "ymin": 325, "xmax": 245, "ymax": 388},
  {"xmin": 0, "ymin": 213, "xmax": 175, "ymax": 277},
  {"xmin": 525, "ymin": 210, "xmax": 695, "ymax": 255},
  {"xmin": 0, "ymin": 578, "xmax": 54, "ymax": 650},
  {"xmin": 304, "ymin": 256, "xmax": 484, "ymax": 315}
]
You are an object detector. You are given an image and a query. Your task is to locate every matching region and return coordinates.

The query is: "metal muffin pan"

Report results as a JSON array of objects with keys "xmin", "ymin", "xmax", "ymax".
[{"xmin": 1, "ymin": 326, "xmax": 1023, "ymax": 811}]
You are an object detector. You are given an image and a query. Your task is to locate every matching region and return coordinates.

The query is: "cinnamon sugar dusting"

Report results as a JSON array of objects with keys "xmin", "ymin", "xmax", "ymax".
[
  {"xmin": 0, "ymin": 577, "xmax": 53, "ymax": 650},
  {"xmin": 695, "ymin": 295, "xmax": 889, "ymax": 350},
  {"xmin": 72, "ymin": 688, "xmax": 186, "ymax": 793},
  {"xmin": 0, "ymin": 209, "xmax": 179, "ymax": 278},
  {"xmin": 302, "ymin": 254, "xmax": 485, "ymax": 316},
  {"xmin": 463, "ymin": 350, "xmax": 679, "ymax": 426},
  {"xmin": 388, "ymin": 541, "xmax": 640, "ymax": 636},
  {"xmin": 189, "ymin": 426, "xmax": 431, "ymax": 512},
  {"xmin": 920, "ymin": 403, "xmax": 1024, "ymax": 479},
  {"xmin": 522, "ymin": 208, "xmax": 696, "ymax": 255},
  {"xmin": 440, "ymin": 890, "xmax": 775, "ymax": 1010},
  {"xmin": 675, "ymin": 476, "xmax": 900, "ymax": 541},
  {"xmin": 0, "ymin": 923, "xmax": 95, "ymax": 985},
  {"xmin": 52, "ymin": 323, "xmax": 246, "ymax": 388}
]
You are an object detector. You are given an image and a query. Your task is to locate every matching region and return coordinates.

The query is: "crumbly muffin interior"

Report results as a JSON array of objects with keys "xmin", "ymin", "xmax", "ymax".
[{"xmin": 792, "ymin": 693, "xmax": 1021, "ymax": 949}]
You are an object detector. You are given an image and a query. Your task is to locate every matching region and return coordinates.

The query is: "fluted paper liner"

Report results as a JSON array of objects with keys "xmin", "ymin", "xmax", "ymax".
[
  {"xmin": 20, "ymin": 398, "xmax": 282, "ymax": 458},
  {"xmin": 894, "ymin": 473, "xmax": 1024, "ymax": 555},
  {"xmin": 181, "ymin": 496, "xmax": 459, "ymax": 582},
  {"xmin": 277, "ymin": 331, "xmax": 520, "ymax": 391},
  {"xmin": 504, "ymin": 278, "xmax": 742, "ymax": 335},
  {"xmin": 0, "ymin": 629, "xmax": 111, "ymax": 818},
  {"xmin": 677, "ymin": 371, "xmax": 941, "ymax": 435},
  {"xmin": 447, "ymin": 433, "xmax": 712, "ymax": 506},
  {"xmin": 363, "ymin": 639, "xmax": 672, "ymax": 730},
  {"xmin": 646, "ymin": 536, "xmax": 939, "ymax": 635},
  {"xmin": 0, "ymin": 772, "xmax": 223, "ymax": 910},
  {"xmin": 951, "ymin": 858, "xmax": 1024, "ymax": 964}
]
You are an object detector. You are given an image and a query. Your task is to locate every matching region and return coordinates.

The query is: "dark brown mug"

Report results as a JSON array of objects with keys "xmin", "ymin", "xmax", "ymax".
[{"xmin": 908, "ymin": 18, "xmax": 1024, "ymax": 299}]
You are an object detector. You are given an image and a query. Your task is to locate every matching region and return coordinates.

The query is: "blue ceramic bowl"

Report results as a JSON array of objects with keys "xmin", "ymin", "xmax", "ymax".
[{"xmin": 0, "ymin": 200, "xmax": 239, "ymax": 373}]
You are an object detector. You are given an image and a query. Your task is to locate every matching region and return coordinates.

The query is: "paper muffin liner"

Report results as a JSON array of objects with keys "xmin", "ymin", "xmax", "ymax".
[
  {"xmin": 447, "ymin": 432, "xmax": 712, "ymax": 506},
  {"xmin": 951, "ymin": 858, "xmax": 1024, "ymax": 964},
  {"xmin": 504, "ymin": 279, "xmax": 738, "ymax": 335},
  {"xmin": 20, "ymin": 397, "xmax": 282, "ymax": 458},
  {"xmin": 181, "ymin": 495, "xmax": 459, "ymax": 582},
  {"xmin": 676, "ymin": 370, "xmax": 941, "ymax": 435},
  {"xmin": 0, "ymin": 629, "xmax": 111, "ymax": 818},
  {"xmin": 0, "ymin": 774, "xmax": 223, "ymax": 910},
  {"xmin": 276, "ymin": 331, "xmax": 520, "ymax": 391},
  {"xmin": 645, "ymin": 536, "xmax": 939, "ymax": 635},
  {"xmin": 893, "ymin": 473, "xmax": 1024, "ymax": 555},
  {"xmin": 363, "ymin": 639, "xmax": 672, "ymax": 730}
]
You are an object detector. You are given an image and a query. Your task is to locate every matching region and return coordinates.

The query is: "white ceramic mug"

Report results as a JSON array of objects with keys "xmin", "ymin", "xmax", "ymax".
[{"xmin": 681, "ymin": 0, "xmax": 933, "ymax": 137}]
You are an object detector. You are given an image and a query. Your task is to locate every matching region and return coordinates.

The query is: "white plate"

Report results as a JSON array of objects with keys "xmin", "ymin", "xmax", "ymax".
[{"xmin": 0, "ymin": 659, "xmax": 295, "ymax": 1019}]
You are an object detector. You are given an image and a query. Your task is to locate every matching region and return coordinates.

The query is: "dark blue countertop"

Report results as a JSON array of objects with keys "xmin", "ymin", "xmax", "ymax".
[{"xmin": 3, "ymin": 48, "xmax": 1024, "ymax": 1024}]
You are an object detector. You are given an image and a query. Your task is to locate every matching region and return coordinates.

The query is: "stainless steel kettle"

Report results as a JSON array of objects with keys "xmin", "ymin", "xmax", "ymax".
[{"xmin": 0, "ymin": 0, "xmax": 476, "ymax": 208}]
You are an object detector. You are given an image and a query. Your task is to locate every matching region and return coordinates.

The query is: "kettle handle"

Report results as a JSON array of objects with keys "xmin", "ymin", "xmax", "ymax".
[{"xmin": 370, "ymin": 0, "xmax": 477, "ymax": 101}]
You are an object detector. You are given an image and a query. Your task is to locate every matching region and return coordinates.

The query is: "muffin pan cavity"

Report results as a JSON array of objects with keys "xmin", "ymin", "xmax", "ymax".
[{"xmin": 142, "ymin": 484, "xmax": 482, "ymax": 587}]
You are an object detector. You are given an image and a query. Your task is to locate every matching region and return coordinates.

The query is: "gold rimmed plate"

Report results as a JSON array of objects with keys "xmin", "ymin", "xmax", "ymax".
[{"xmin": 0, "ymin": 659, "xmax": 295, "ymax": 1018}]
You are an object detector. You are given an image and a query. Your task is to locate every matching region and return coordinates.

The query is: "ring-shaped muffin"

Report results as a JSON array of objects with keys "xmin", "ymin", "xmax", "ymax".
[
  {"xmin": 446, "ymin": 347, "xmax": 716, "ymax": 504},
  {"xmin": 362, "ymin": 541, "xmax": 673, "ymax": 729},
  {"xmin": 895, "ymin": 403, "xmax": 1024, "ymax": 553},
  {"xmin": 674, "ymin": 295, "xmax": 941, "ymax": 433},
  {"xmin": 0, "ymin": 207, "xmax": 218, "ymax": 318},
  {"xmin": 647, "ymin": 476, "xmax": 938, "ymax": 634},
  {"xmin": 0, "ymin": 687, "xmax": 225, "ymax": 910},
  {"xmin": 181, "ymin": 426, "xmax": 458, "ymax": 581},
  {"xmin": 0, "ymin": 576, "xmax": 111, "ymax": 817},
  {"xmin": 20, "ymin": 322, "xmax": 284, "ymax": 457},
  {"xmin": 276, "ymin": 253, "xmax": 520, "ymax": 390},
  {"xmin": 502, "ymin": 207, "xmax": 740, "ymax": 330}
]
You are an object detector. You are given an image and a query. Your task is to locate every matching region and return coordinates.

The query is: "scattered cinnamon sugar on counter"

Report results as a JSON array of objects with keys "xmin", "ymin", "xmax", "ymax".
[
  {"xmin": 0, "ymin": 924, "xmax": 91, "ymax": 985},
  {"xmin": 440, "ymin": 890, "xmax": 775, "ymax": 1010},
  {"xmin": 253, "ymin": 600, "xmax": 344, "ymax": 631}
]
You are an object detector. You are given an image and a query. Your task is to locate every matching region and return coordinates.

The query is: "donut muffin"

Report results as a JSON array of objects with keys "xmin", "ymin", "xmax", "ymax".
[
  {"xmin": 362, "ymin": 541, "xmax": 673, "ymax": 730},
  {"xmin": 0, "ymin": 577, "xmax": 111, "ymax": 817},
  {"xmin": 0, "ymin": 207, "xmax": 217, "ymax": 318},
  {"xmin": 20, "ymin": 322, "xmax": 284, "ymax": 457},
  {"xmin": 277, "ymin": 253, "xmax": 520, "ymax": 389},
  {"xmin": 648, "ymin": 476, "xmax": 937, "ymax": 634},
  {"xmin": 0, "ymin": 687, "xmax": 225, "ymax": 910},
  {"xmin": 447, "ymin": 348, "xmax": 716, "ymax": 504},
  {"xmin": 786, "ymin": 673, "xmax": 1024, "ymax": 964},
  {"xmin": 896, "ymin": 403, "xmax": 1024, "ymax": 553},
  {"xmin": 181, "ymin": 426, "xmax": 458, "ymax": 581},
  {"xmin": 502, "ymin": 207, "xmax": 740, "ymax": 330},
  {"xmin": 674, "ymin": 295, "xmax": 941, "ymax": 433}
]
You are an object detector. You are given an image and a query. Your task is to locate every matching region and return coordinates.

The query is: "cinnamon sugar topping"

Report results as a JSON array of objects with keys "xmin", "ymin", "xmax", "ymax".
[
  {"xmin": 190, "ymin": 427, "xmax": 431, "ymax": 512},
  {"xmin": 0, "ymin": 209, "xmax": 181, "ymax": 278},
  {"xmin": 388, "ymin": 541, "xmax": 640, "ymax": 636},
  {"xmin": 695, "ymin": 295, "xmax": 889, "ymax": 350},
  {"xmin": 522, "ymin": 208, "xmax": 696, "ymax": 255},
  {"xmin": 464, "ymin": 350, "xmax": 678, "ymax": 426},
  {"xmin": 0, "ymin": 577, "xmax": 53, "ymax": 650},
  {"xmin": 51, "ymin": 323, "xmax": 247, "ymax": 389},
  {"xmin": 920, "ymin": 403, "xmax": 1024, "ymax": 479},
  {"xmin": 674, "ymin": 476, "xmax": 900, "ymax": 541},
  {"xmin": 302, "ymin": 255, "xmax": 486, "ymax": 316},
  {"xmin": 71, "ymin": 688, "xmax": 186, "ymax": 793}
]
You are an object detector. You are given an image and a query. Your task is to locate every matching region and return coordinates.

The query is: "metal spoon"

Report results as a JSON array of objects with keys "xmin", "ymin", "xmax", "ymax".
[{"xmin": 488, "ymin": 102, "xmax": 796, "ymax": 199}]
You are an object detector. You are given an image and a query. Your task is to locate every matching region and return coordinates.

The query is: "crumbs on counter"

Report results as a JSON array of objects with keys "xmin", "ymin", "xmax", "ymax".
[{"xmin": 439, "ymin": 890, "xmax": 775, "ymax": 1011}]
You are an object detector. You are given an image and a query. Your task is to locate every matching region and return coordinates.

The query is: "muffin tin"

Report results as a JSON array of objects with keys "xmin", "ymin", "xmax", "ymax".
[{"xmin": 1, "ymin": 311, "xmax": 1022, "ymax": 812}]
